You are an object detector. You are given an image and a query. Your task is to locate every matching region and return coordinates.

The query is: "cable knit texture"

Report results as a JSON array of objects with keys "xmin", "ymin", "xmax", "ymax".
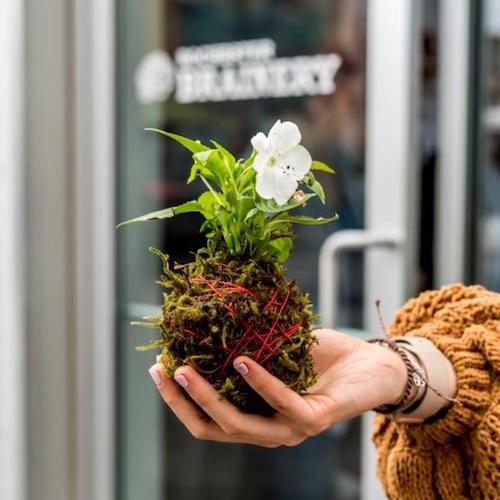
[{"xmin": 373, "ymin": 284, "xmax": 500, "ymax": 500}]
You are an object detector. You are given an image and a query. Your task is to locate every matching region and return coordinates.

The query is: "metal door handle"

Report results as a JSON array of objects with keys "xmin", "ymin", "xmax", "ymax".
[{"xmin": 318, "ymin": 230, "xmax": 403, "ymax": 328}]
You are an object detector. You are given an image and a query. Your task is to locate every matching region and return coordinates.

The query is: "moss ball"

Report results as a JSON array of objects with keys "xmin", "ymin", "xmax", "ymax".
[{"xmin": 148, "ymin": 248, "xmax": 317, "ymax": 415}]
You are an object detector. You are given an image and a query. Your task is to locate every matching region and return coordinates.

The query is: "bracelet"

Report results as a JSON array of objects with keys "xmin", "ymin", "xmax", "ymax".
[
  {"xmin": 392, "ymin": 337, "xmax": 458, "ymax": 422},
  {"xmin": 367, "ymin": 338, "xmax": 427, "ymax": 415}
]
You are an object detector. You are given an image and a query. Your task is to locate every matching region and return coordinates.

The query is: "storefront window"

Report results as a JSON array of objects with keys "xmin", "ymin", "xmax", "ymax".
[
  {"xmin": 473, "ymin": 0, "xmax": 500, "ymax": 291},
  {"xmin": 117, "ymin": 1, "xmax": 367, "ymax": 499}
]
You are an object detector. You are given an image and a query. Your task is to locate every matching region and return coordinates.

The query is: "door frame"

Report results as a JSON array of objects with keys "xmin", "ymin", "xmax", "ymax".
[
  {"xmin": 21, "ymin": 1, "xmax": 116, "ymax": 499},
  {"xmin": 436, "ymin": 0, "xmax": 473, "ymax": 285},
  {"xmin": 363, "ymin": 1, "xmax": 421, "ymax": 498},
  {"xmin": 73, "ymin": 1, "xmax": 116, "ymax": 499},
  {"xmin": 362, "ymin": 0, "xmax": 475, "ymax": 497},
  {"xmin": 0, "ymin": 1, "xmax": 26, "ymax": 499}
]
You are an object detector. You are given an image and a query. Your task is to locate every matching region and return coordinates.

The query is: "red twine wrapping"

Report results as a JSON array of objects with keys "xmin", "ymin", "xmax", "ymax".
[{"xmin": 188, "ymin": 275, "xmax": 302, "ymax": 373}]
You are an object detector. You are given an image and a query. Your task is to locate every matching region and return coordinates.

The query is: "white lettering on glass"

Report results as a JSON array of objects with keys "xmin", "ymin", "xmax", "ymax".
[{"xmin": 135, "ymin": 39, "xmax": 342, "ymax": 105}]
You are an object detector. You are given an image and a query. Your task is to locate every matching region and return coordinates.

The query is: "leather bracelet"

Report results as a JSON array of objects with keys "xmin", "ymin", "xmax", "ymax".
[
  {"xmin": 367, "ymin": 338, "xmax": 426, "ymax": 414},
  {"xmin": 391, "ymin": 337, "xmax": 458, "ymax": 422},
  {"xmin": 368, "ymin": 337, "xmax": 458, "ymax": 423}
]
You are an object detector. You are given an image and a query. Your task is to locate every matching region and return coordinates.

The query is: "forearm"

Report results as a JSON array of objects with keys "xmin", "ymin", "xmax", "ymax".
[{"xmin": 372, "ymin": 284, "xmax": 500, "ymax": 499}]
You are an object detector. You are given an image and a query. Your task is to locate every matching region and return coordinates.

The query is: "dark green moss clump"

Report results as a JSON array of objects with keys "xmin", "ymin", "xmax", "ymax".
[{"xmin": 139, "ymin": 247, "xmax": 317, "ymax": 415}]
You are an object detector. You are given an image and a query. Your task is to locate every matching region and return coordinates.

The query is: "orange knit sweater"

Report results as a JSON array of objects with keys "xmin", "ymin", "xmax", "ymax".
[{"xmin": 372, "ymin": 284, "xmax": 500, "ymax": 500}]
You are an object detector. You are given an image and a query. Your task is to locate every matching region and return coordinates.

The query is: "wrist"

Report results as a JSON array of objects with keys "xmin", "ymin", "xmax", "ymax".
[
  {"xmin": 369, "ymin": 343, "xmax": 408, "ymax": 406},
  {"xmin": 367, "ymin": 338, "xmax": 428, "ymax": 416},
  {"xmin": 391, "ymin": 337, "xmax": 457, "ymax": 422},
  {"xmin": 368, "ymin": 337, "xmax": 458, "ymax": 423}
]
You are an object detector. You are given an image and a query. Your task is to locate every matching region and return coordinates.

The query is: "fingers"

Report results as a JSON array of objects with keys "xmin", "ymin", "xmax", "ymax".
[
  {"xmin": 149, "ymin": 363, "xmax": 295, "ymax": 446},
  {"xmin": 172, "ymin": 365, "xmax": 296, "ymax": 444},
  {"xmin": 149, "ymin": 364, "xmax": 227, "ymax": 441},
  {"xmin": 232, "ymin": 356, "xmax": 313, "ymax": 425}
]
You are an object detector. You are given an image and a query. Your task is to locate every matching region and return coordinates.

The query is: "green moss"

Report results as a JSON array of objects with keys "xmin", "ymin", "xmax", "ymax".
[{"xmin": 139, "ymin": 247, "xmax": 317, "ymax": 415}]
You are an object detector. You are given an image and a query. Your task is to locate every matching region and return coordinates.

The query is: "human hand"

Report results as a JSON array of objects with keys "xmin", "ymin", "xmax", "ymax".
[{"xmin": 148, "ymin": 329, "xmax": 407, "ymax": 447}]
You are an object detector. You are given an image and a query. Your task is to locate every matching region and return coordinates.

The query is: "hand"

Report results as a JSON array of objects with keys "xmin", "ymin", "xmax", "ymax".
[{"xmin": 148, "ymin": 329, "xmax": 407, "ymax": 447}]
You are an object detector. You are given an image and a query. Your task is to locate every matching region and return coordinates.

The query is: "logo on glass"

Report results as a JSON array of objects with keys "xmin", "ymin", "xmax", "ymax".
[{"xmin": 135, "ymin": 39, "xmax": 342, "ymax": 104}]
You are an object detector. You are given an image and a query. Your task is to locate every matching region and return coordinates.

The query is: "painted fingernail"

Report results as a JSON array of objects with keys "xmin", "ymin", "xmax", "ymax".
[
  {"xmin": 235, "ymin": 362, "xmax": 249, "ymax": 376},
  {"xmin": 174, "ymin": 374, "xmax": 189, "ymax": 389},
  {"xmin": 149, "ymin": 367, "xmax": 162, "ymax": 387}
]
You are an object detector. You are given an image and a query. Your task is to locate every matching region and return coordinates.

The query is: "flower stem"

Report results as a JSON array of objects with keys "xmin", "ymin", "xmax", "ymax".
[{"xmin": 200, "ymin": 175, "xmax": 224, "ymax": 207}]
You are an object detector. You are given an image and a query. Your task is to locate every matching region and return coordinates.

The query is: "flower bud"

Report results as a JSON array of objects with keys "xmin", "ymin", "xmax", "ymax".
[{"xmin": 293, "ymin": 190, "xmax": 306, "ymax": 203}]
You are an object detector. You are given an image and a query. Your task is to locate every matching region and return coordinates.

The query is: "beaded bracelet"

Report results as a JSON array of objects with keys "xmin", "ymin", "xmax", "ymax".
[{"xmin": 367, "ymin": 337, "xmax": 427, "ymax": 414}]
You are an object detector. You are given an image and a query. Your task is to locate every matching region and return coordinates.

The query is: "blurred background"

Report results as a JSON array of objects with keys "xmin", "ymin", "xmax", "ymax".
[{"xmin": 1, "ymin": 1, "xmax": 499, "ymax": 500}]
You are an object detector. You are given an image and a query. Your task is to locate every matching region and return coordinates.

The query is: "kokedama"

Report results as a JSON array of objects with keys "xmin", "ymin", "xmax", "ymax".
[{"xmin": 117, "ymin": 120, "xmax": 338, "ymax": 415}]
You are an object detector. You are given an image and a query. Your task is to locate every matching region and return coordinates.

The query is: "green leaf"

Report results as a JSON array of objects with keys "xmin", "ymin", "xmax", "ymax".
[
  {"xmin": 188, "ymin": 150, "xmax": 220, "ymax": 184},
  {"xmin": 193, "ymin": 149, "xmax": 229, "ymax": 188},
  {"xmin": 198, "ymin": 191, "xmax": 225, "ymax": 219},
  {"xmin": 187, "ymin": 162, "xmax": 202, "ymax": 184},
  {"xmin": 311, "ymin": 161, "xmax": 335, "ymax": 174},
  {"xmin": 116, "ymin": 200, "xmax": 201, "ymax": 228},
  {"xmin": 255, "ymin": 193, "xmax": 316, "ymax": 214},
  {"xmin": 271, "ymin": 213, "xmax": 339, "ymax": 226},
  {"xmin": 244, "ymin": 208, "xmax": 260, "ymax": 222},
  {"xmin": 237, "ymin": 163, "xmax": 257, "ymax": 191},
  {"xmin": 242, "ymin": 150, "xmax": 256, "ymax": 169},
  {"xmin": 210, "ymin": 140, "xmax": 236, "ymax": 166},
  {"xmin": 270, "ymin": 237, "xmax": 293, "ymax": 264},
  {"xmin": 193, "ymin": 149, "xmax": 214, "ymax": 164},
  {"xmin": 303, "ymin": 172, "xmax": 326, "ymax": 204},
  {"xmin": 145, "ymin": 128, "xmax": 210, "ymax": 154}
]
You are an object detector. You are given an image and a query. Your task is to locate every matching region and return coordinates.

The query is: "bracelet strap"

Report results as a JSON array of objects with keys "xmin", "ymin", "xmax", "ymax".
[
  {"xmin": 367, "ymin": 338, "xmax": 426, "ymax": 414},
  {"xmin": 392, "ymin": 337, "xmax": 458, "ymax": 422},
  {"xmin": 368, "ymin": 337, "xmax": 459, "ymax": 422}
]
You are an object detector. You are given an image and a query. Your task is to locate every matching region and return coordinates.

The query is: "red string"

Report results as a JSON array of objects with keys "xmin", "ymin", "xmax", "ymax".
[
  {"xmin": 259, "ymin": 323, "xmax": 302, "ymax": 364},
  {"xmin": 220, "ymin": 322, "xmax": 255, "ymax": 373},
  {"xmin": 192, "ymin": 276, "xmax": 257, "ymax": 298},
  {"xmin": 255, "ymin": 287, "xmax": 291, "ymax": 361},
  {"xmin": 263, "ymin": 289, "xmax": 279, "ymax": 312},
  {"xmin": 194, "ymin": 275, "xmax": 238, "ymax": 317},
  {"xmin": 189, "ymin": 274, "xmax": 301, "ymax": 373}
]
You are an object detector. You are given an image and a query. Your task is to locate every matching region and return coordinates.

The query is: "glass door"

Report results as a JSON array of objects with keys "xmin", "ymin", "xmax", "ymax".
[
  {"xmin": 471, "ymin": 0, "xmax": 500, "ymax": 291},
  {"xmin": 115, "ymin": 1, "xmax": 419, "ymax": 499},
  {"xmin": 434, "ymin": 0, "xmax": 500, "ymax": 291}
]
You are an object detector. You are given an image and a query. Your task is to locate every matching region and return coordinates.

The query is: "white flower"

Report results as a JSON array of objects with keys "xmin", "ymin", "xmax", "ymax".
[{"xmin": 251, "ymin": 120, "xmax": 312, "ymax": 205}]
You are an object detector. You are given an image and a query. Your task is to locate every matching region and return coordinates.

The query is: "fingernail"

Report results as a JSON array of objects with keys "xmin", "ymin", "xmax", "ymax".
[
  {"xmin": 174, "ymin": 373, "xmax": 189, "ymax": 389},
  {"xmin": 149, "ymin": 367, "xmax": 162, "ymax": 387},
  {"xmin": 235, "ymin": 362, "xmax": 249, "ymax": 376}
]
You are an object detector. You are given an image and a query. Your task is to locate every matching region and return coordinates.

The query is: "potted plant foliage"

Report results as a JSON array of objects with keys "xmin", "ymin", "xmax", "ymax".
[{"xmin": 118, "ymin": 120, "xmax": 338, "ymax": 415}]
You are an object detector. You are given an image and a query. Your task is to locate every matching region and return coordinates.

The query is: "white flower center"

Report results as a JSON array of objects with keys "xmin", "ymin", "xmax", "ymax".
[{"xmin": 267, "ymin": 156, "xmax": 278, "ymax": 168}]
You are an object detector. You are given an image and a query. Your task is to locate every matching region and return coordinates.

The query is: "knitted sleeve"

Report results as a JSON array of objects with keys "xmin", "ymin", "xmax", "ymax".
[{"xmin": 372, "ymin": 284, "xmax": 500, "ymax": 500}]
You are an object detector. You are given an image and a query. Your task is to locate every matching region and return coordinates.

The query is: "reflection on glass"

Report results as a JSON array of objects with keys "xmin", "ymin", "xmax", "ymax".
[
  {"xmin": 117, "ymin": 1, "xmax": 367, "ymax": 499},
  {"xmin": 476, "ymin": 0, "xmax": 500, "ymax": 291}
]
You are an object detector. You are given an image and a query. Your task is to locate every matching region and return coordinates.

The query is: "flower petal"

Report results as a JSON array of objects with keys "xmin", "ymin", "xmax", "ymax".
[
  {"xmin": 255, "ymin": 167, "xmax": 276, "ymax": 200},
  {"xmin": 273, "ymin": 171, "xmax": 298, "ymax": 205},
  {"xmin": 279, "ymin": 145, "xmax": 312, "ymax": 180},
  {"xmin": 267, "ymin": 119, "xmax": 282, "ymax": 152},
  {"xmin": 250, "ymin": 132, "xmax": 269, "ymax": 154},
  {"xmin": 252, "ymin": 152, "xmax": 269, "ymax": 173},
  {"xmin": 267, "ymin": 119, "xmax": 282, "ymax": 141},
  {"xmin": 269, "ymin": 120, "xmax": 301, "ymax": 154}
]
